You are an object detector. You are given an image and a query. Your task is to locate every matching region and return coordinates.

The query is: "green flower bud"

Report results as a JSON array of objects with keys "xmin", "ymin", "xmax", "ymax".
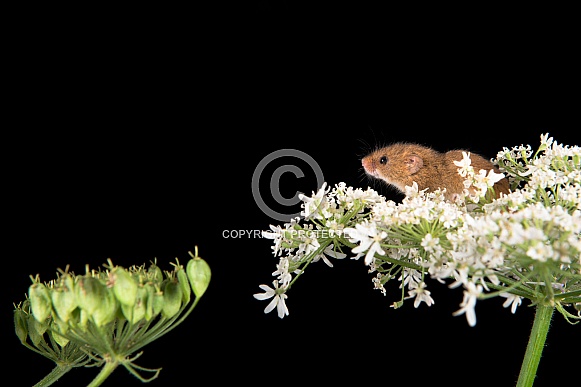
[
  {"xmin": 120, "ymin": 302, "xmax": 133, "ymax": 323},
  {"xmin": 27, "ymin": 313, "xmax": 48, "ymax": 346},
  {"xmin": 148, "ymin": 263, "xmax": 163, "ymax": 283},
  {"xmin": 50, "ymin": 319, "xmax": 70, "ymax": 347},
  {"xmin": 152, "ymin": 288, "xmax": 164, "ymax": 316},
  {"xmin": 162, "ymin": 279, "xmax": 182, "ymax": 318},
  {"xmin": 144, "ymin": 282, "xmax": 156, "ymax": 321},
  {"xmin": 51, "ymin": 276, "xmax": 77, "ymax": 323},
  {"xmin": 67, "ymin": 307, "xmax": 82, "ymax": 329},
  {"xmin": 29, "ymin": 282, "xmax": 52, "ymax": 322},
  {"xmin": 14, "ymin": 308, "xmax": 28, "ymax": 344},
  {"xmin": 78, "ymin": 309, "xmax": 89, "ymax": 331},
  {"xmin": 110, "ymin": 267, "xmax": 138, "ymax": 307},
  {"xmin": 186, "ymin": 257, "xmax": 211, "ymax": 298},
  {"xmin": 127, "ymin": 285, "xmax": 148, "ymax": 324},
  {"xmin": 76, "ymin": 276, "xmax": 106, "ymax": 315},
  {"xmin": 92, "ymin": 287, "xmax": 118, "ymax": 327},
  {"xmin": 177, "ymin": 268, "xmax": 191, "ymax": 304}
]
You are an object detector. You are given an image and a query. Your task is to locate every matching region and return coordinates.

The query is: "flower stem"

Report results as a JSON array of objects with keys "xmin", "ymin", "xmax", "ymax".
[
  {"xmin": 33, "ymin": 364, "xmax": 72, "ymax": 387},
  {"xmin": 87, "ymin": 358, "xmax": 119, "ymax": 387},
  {"xmin": 516, "ymin": 304, "xmax": 554, "ymax": 387}
]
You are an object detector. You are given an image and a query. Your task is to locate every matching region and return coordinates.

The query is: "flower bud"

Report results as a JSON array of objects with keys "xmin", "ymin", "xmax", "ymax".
[
  {"xmin": 50, "ymin": 319, "xmax": 70, "ymax": 347},
  {"xmin": 162, "ymin": 279, "xmax": 182, "ymax": 318},
  {"xmin": 76, "ymin": 276, "xmax": 106, "ymax": 315},
  {"xmin": 66, "ymin": 307, "xmax": 82, "ymax": 329},
  {"xmin": 132, "ymin": 285, "xmax": 148, "ymax": 324},
  {"xmin": 13, "ymin": 308, "xmax": 28, "ymax": 344},
  {"xmin": 152, "ymin": 288, "xmax": 164, "ymax": 316},
  {"xmin": 92, "ymin": 287, "xmax": 118, "ymax": 327},
  {"xmin": 148, "ymin": 263, "xmax": 163, "ymax": 283},
  {"xmin": 120, "ymin": 302, "xmax": 133, "ymax": 323},
  {"xmin": 177, "ymin": 268, "xmax": 191, "ymax": 304},
  {"xmin": 186, "ymin": 257, "xmax": 211, "ymax": 298},
  {"xmin": 78, "ymin": 309, "xmax": 89, "ymax": 331},
  {"xmin": 51, "ymin": 276, "xmax": 77, "ymax": 323},
  {"xmin": 28, "ymin": 282, "xmax": 52, "ymax": 322},
  {"xmin": 110, "ymin": 267, "xmax": 138, "ymax": 307},
  {"xmin": 144, "ymin": 282, "xmax": 155, "ymax": 321},
  {"xmin": 27, "ymin": 313, "xmax": 48, "ymax": 346}
]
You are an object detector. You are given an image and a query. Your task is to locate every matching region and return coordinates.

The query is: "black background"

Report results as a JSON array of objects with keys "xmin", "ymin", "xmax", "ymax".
[{"xmin": 5, "ymin": 3, "xmax": 580, "ymax": 387}]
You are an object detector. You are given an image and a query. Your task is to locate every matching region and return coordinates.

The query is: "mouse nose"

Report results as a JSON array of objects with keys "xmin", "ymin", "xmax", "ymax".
[{"xmin": 361, "ymin": 157, "xmax": 374, "ymax": 173}]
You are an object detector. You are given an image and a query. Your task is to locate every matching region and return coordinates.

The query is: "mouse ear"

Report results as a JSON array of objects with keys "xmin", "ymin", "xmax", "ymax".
[{"xmin": 406, "ymin": 154, "xmax": 423, "ymax": 174}]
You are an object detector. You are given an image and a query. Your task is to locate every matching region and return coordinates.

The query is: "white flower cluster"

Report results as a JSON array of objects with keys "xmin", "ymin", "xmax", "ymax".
[
  {"xmin": 454, "ymin": 150, "xmax": 506, "ymax": 201},
  {"xmin": 255, "ymin": 134, "xmax": 581, "ymax": 325},
  {"xmin": 256, "ymin": 183, "xmax": 382, "ymax": 318}
]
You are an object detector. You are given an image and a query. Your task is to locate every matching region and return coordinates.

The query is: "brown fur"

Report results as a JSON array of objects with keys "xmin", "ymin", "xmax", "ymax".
[{"xmin": 361, "ymin": 142, "xmax": 509, "ymax": 200}]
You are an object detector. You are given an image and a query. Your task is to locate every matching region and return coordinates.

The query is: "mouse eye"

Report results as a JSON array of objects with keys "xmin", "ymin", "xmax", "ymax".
[{"xmin": 379, "ymin": 156, "xmax": 388, "ymax": 165}]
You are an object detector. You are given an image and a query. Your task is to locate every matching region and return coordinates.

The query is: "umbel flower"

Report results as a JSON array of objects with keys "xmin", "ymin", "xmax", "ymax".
[
  {"xmin": 14, "ymin": 248, "xmax": 211, "ymax": 387},
  {"xmin": 255, "ymin": 133, "xmax": 580, "ymax": 387}
]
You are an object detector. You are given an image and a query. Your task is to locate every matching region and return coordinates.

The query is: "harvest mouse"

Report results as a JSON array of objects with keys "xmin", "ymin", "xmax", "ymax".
[{"xmin": 361, "ymin": 142, "xmax": 510, "ymax": 201}]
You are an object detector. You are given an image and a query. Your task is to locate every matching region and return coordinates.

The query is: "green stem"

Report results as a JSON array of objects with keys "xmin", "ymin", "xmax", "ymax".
[
  {"xmin": 87, "ymin": 358, "xmax": 119, "ymax": 387},
  {"xmin": 516, "ymin": 304, "xmax": 554, "ymax": 387},
  {"xmin": 33, "ymin": 364, "xmax": 72, "ymax": 387}
]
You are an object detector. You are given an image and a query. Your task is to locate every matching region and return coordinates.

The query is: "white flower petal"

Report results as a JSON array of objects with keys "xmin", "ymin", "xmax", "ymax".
[{"xmin": 264, "ymin": 297, "xmax": 278, "ymax": 314}]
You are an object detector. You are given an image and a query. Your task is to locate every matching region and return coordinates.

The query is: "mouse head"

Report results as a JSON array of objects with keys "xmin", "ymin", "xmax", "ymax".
[{"xmin": 361, "ymin": 142, "xmax": 430, "ymax": 192}]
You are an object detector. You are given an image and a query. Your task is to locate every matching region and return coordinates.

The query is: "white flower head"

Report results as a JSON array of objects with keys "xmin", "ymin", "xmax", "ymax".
[
  {"xmin": 500, "ymin": 293, "xmax": 523, "ymax": 314},
  {"xmin": 421, "ymin": 233, "xmax": 439, "ymax": 253},
  {"xmin": 312, "ymin": 243, "xmax": 347, "ymax": 267},
  {"xmin": 272, "ymin": 257, "xmax": 292, "ymax": 287},
  {"xmin": 253, "ymin": 280, "xmax": 289, "ymax": 318},
  {"xmin": 408, "ymin": 281, "xmax": 435, "ymax": 308},
  {"xmin": 453, "ymin": 151, "xmax": 473, "ymax": 177},
  {"xmin": 452, "ymin": 282, "xmax": 483, "ymax": 327},
  {"xmin": 257, "ymin": 132, "xmax": 581, "ymax": 329},
  {"xmin": 299, "ymin": 182, "xmax": 330, "ymax": 220},
  {"xmin": 344, "ymin": 222, "xmax": 387, "ymax": 265}
]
